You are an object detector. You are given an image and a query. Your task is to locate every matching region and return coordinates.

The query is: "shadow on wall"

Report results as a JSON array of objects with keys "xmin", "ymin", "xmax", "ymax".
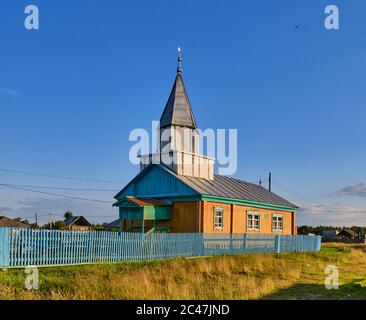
[{"xmin": 261, "ymin": 281, "xmax": 366, "ymax": 300}]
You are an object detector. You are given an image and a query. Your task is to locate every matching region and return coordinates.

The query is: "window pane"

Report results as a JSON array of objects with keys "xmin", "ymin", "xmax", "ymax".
[
  {"xmin": 214, "ymin": 208, "xmax": 224, "ymax": 230},
  {"xmin": 247, "ymin": 212, "xmax": 260, "ymax": 230},
  {"xmin": 273, "ymin": 215, "xmax": 283, "ymax": 231},
  {"xmin": 247, "ymin": 214, "xmax": 252, "ymax": 229}
]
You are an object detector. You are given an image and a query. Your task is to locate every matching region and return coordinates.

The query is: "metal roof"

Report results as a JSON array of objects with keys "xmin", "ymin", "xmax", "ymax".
[
  {"xmin": 339, "ymin": 228, "xmax": 359, "ymax": 237},
  {"xmin": 114, "ymin": 164, "xmax": 298, "ymax": 209},
  {"xmin": 125, "ymin": 196, "xmax": 169, "ymax": 207},
  {"xmin": 105, "ymin": 219, "xmax": 120, "ymax": 230},
  {"xmin": 160, "ymin": 74, "xmax": 197, "ymax": 129},
  {"xmin": 114, "ymin": 196, "xmax": 169, "ymax": 207},
  {"xmin": 65, "ymin": 216, "xmax": 91, "ymax": 227},
  {"xmin": 160, "ymin": 165, "xmax": 298, "ymax": 209}
]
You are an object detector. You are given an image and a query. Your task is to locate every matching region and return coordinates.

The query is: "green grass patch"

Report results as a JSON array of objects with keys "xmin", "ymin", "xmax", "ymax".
[{"xmin": 1, "ymin": 243, "xmax": 365, "ymax": 300}]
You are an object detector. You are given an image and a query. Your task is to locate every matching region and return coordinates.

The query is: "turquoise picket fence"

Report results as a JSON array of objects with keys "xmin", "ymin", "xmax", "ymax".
[{"xmin": 0, "ymin": 228, "xmax": 321, "ymax": 268}]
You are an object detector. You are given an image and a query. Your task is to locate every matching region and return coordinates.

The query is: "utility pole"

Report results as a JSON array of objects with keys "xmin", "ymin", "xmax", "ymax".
[
  {"xmin": 48, "ymin": 213, "xmax": 54, "ymax": 229},
  {"xmin": 269, "ymin": 172, "xmax": 272, "ymax": 192},
  {"xmin": 259, "ymin": 176, "xmax": 262, "ymax": 187},
  {"xmin": 35, "ymin": 213, "xmax": 38, "ymax": 226}
]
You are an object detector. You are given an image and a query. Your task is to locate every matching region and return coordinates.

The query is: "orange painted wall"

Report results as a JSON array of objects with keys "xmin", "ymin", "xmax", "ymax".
[
  {"xmin": 122, "ymin": 200, "xmax": 296, "ymax": 235},
  {"xmin": 201, "ymin": 202, "xmax": 232, "ymax": 234},
  {"xmin": 201, "ymin": 201, "xmax": 296, "ymax": 235},
  {"xmin": 232, "ymin": 205, "xmax": 294, "ymax": 235},
  {"xmin": 159, "ymin": 201, "xmax": 200, "ymax": 233}
]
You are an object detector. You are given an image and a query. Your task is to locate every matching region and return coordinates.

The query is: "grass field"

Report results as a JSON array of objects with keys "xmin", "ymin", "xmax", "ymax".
[{"xmin": 1, "ymin": 243, "xmax": 365, "ymax": 300}]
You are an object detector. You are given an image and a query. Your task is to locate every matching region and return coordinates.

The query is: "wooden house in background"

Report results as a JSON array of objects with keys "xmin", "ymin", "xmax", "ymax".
[
  {"xmin": 337, "ymin": 229, "xmax": 361, "ymax": 241},
  {"xmin": 65, "ymin": 216, "xmax": 92, "ymax": 231},
  {"xmin": 322, "ymin": 228, "xmax": 364, "ymax": 243},
  {"xmin": 105, "ymin": 219, "xmax": 120, "ymax": 231},
  {"xmin": 114, "ymin": 52, "xmax": 298, "ymax": 234},
  {"xmin": 0, "ymin": 216, "xmax": 29, "ymax": 229}
]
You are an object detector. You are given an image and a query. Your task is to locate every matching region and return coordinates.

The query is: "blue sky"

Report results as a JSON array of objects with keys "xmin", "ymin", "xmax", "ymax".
[{"xmin": 0, "ymin": 0, "xmax": 366, "ymax": 226}]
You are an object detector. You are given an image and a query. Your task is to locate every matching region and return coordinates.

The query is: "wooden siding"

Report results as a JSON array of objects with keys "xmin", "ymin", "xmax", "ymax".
[
  {"xmin": 119, "ymin": 207, "xmax": 143, "ymax": 220},
  {"xmin": 119, "ymin": 206, "xmax": 172, "ymax": 222},
  {"xmin": 144, "ymin": 206, "xmax": 172, "ymax": 220},
  {"xmin": 201, "ymin": 202, "xmax": 232, "ymax": 234},
  {"xmin": 0, "ymin": 228, "xmax": 321, "ymax": 268},
  {"xmin": 232, "ymin": 205, "xmax": 294, "ymax": 235},
  {"xmin": 68, "ymin": 225, "xmax": 91, "ymax": 231},
  {"xmin": 159, "ymin": 202, "xmax": 200, "ymax": 233},
  {"xmin": 120, "ymin": 200, "xmax": 296, "ymax": 235},
  {"xmin": 201, "ymin": 201, "xmax": 296, "ymax": 235},
  {"xmin": 117, "ymin": 165, "xmax": 198, "ymax": 199}
]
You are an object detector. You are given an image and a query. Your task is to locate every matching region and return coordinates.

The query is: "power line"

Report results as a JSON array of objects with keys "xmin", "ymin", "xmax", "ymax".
[
  {"xmin": 0, "ymin": 184, "xmax": 113, "ymax": 204},
  {"xmin": 0, "ymin": 183, "xmax": 118, "ymax": 192},
  {"xmin": 272, "ymin": 181, "xmax": 313, "ymax": 206},
  {"xmin": 14, "ymin": 213, "xmax": 118, "ymax": 219},
  {"xmin": 0, "ymin": 168, "xmax": 123, "ymax": 184},
  {"xmin": 43, "ymin": 213, "xmax": 117, "ymax": 218}
]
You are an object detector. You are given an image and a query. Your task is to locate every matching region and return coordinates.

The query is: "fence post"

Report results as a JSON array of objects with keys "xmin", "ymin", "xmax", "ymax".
[
  {"xmin": 316, "ymin": 236, "xmax": 321, "ymax": 252},
  {"xmin": 0, "ymin": 228, "xmax": 11, "ymax": 268},
  {"xmin": 200, "ymin": 233, "xmax": 205, "ymax": 256},
  {"xmin": 243, "ymin": 234, "xmax": 247, "ymax": 253},
  {"xmin": 275, "ymin": 235, "xmax": 281, "ymax": 253},
  {"xmin": 229, "ymin": 234, "xmax": 233, "ymax": 254}
]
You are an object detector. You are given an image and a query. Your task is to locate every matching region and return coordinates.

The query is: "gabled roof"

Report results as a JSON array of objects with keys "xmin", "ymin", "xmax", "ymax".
[
  {"xmin": 0, "ymin": 216, "xmax": 29, "ymax": 228},
  {"xmin": 65, "ymin": 216, "xmax": 91, "ymax": 227},
  {"xmin": 113, "ymin": 196, "xmax": 169, "ymax": 207},
  {"xmin": 114, "ymin": 164, "xmax": 199, "ymax": 200},
  {"xmin": 170, "ymin": 167, "xmax": 298, "ymax": 209},
  {"xmin": 339, "ymin": 228, "xmax": 359, "ymax": 237},
  {"xmin": 114, "ymin": 164, "xmax": 298, "ymax": 209},
  {"xmin": 105, "ymin": 219, "xmax": 120, "ymax": 230},
  {"xmin": 160, "ymin": 74, "xmax": 197, "ymax": 129}
]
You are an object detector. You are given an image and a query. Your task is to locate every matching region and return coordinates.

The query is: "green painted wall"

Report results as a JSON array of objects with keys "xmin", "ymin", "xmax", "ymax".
[
  {"xmin": 143, "ymin": 206, "xmax": 172, "ymax": 220},
  {"xmin": 119, "ymin": 207, "xmax": 143, "ymax": 220},
  {"xmin": 120, "ymin": 206, "xmax": 172, "ymax": 221}
]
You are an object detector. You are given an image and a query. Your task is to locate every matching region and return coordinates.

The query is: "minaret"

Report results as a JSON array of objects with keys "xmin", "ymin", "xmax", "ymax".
[
  {"xmin": 159, "ymin": 48, "xmax": 200, "ymax": 155},
  {"xmin": 140, "ymin": 48, "xmax": 215, "ymax": 180}
]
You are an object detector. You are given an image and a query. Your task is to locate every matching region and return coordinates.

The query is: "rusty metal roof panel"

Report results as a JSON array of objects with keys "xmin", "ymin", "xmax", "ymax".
[{"xmin": 125, "ymin": 196, "xmax": 169, "ymax": 207}]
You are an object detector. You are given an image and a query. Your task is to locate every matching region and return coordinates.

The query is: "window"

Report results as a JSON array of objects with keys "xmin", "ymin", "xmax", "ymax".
[
  {"xmin": 214, "ymin": 207, "xmax": 224, "ymax": 231},
  {"xmin": 272, "ymin": 214, "xmax": 284, "ymax": 232},
  {"xmin": 247, "ymin": 212, "xmax": 260, "ymax": 231}
]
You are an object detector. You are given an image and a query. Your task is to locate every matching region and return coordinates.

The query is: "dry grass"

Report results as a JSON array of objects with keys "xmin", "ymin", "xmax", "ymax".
[{"xmin": 1, "ymin": 243, "xmax": 366, "ymax": 300}]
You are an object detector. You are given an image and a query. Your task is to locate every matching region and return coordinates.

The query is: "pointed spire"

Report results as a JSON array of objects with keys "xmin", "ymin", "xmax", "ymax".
[
  {"xmin": 177, "ymin": 47, "xmax": 182, "ymax": 74},
  {"xmin": 160, "ymin": 49, "xmax": 197, "ymax": 129}
]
